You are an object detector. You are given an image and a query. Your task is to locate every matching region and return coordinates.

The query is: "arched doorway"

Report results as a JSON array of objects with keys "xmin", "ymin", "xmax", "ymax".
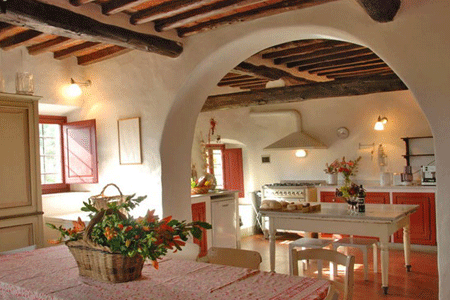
[{"xmin": 160, "ymin": 8, "xmax": 450, "ymax": 296}]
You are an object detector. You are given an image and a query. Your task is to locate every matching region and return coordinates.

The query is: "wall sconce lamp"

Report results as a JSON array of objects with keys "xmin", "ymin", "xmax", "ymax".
[
  {"xmin": 67, "ymin": 78, "xmax": 92, "ymax": 97},
  {"xmin": 374, "ymin": 116, "xmax": 388, "ymax": 131},
  {"xmin": 295, "ymin": 149, "xmax": 307, "ymax": 158}
]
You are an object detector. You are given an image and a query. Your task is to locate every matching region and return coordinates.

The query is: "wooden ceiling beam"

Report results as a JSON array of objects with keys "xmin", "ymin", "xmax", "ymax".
[
  {"xmin": 332, "ymin": 71, "xmax": 394, "ymax": 80},
  {"xmin": 323, "ymin": 66, "xmax": 391, "ymax": 77},
  {"xmin": 77, "ymin": 45, "xmax": 132, "ymax": 66},
  {"xmin": 288, "ymin": 48, "xmax": 373, "ymax": 68},
  {"xmin": 0, "ymin": 29, "xmax": 43, "ymax": 51},
  {"xmin": 259, "ymin": 39, "xmax": 321, "ymax": 56},
  {"xmin": 219, "ymin": 75, "xmax": 254, "ymax": 84},
  {"xmin": 319, "ymin": 62, "xmax": 389, "ymax": 76},
  {"xmin": 275, "ymin": 44, "xmax": 363, "ymax": 65},
  {"xmin": 130, "ymin": 0, "xmax": 217, "ymax": 25},
  {"xmin": 178, "ymin": 0, "xmax": 338, "ymax": 37},
  {"xmin": 298, "ymin": 53, "xmax": 379, "ymax": 71},
  {"xmin": 219, "ymin": 78, "xmax": 268, "ymax": 86},
  {"xmin": 27, "ymin": 36, "xmax": 72, "ymax": 55},
  {"xmin": 235, "ymin": 62, "xmax": 311, "ymax": 84},
  {"xmin": 201, "ymin": 75, "xmax": 407, "ymax": 112},
  {"xmin": 0, "ymin": 24, "xmax": 28, "ymax": 40},
  {"xmin": 234, "ymin": 83, "xmax": 267, "ymax": 89},
  {"xmin": 309, "ymin": 58, "xmax": 383, "ymax": 73},
  {"xmin": 229, "ymin": 81, "xmax": 268, "ymax": 87},
  {"xmin": 69, "ymin": 0, "xmax": 96, "ymax": 6},
  {"xmin": 355, "ymin": 0, "xmax": 401, "ymax": 23},
  {"xmin": 155, "ymin": 0, "xmax": 267, "ymax": 32},
  {"xmin": 102, "ymin": 0, "xmax": 150, "ymax": 15},
  {"xmin": 54, "ymin": 41, "xmax": 102, "ymax": 60},
  {"xmin": 0, "ymin": 0, "xmax": 183, "ymax": 57},
  {"xmin": 262, "ymin": 40, "xmax": 347, "ymax": 59}
]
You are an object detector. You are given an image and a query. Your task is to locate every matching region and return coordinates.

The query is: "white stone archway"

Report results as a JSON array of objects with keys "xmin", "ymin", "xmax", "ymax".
[{"xmin": 160, "ymin": 3, "xmax": 450, "ymax": 298}]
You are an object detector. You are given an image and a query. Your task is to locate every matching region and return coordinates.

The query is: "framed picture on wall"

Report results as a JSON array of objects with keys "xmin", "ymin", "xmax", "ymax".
[{"xmin": 118, "ymin": 117, "xmax": 142, "ymax": 164}]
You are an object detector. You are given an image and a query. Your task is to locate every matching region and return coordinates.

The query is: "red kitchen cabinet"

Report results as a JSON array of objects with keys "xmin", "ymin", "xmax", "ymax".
[
  {"xmin": 191, "ymin": 202, "xmax": 208, "ymax": 257},
  {"xmin": 393, "ymin": 192, "xmax": 436, "ymax": 246}
]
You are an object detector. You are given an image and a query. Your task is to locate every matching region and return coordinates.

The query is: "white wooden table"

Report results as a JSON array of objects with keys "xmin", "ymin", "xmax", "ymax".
[{"xmin": 261, "ymin": 203, "xmax": 419, "ymax": 295}]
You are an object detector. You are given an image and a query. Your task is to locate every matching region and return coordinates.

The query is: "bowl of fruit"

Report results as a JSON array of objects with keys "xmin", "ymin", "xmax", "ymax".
[{"xmin": 191, "ymin": 174, "xmax": 216, "ymax": 195}]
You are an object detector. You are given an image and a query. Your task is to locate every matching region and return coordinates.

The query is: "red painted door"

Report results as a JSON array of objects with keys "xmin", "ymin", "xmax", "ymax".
[
  {"xmin": 393, "ymin": 193, "xmax": 436, "ymax": 245},
  {"xmin": 223, "ymin": 148, "xmax": 244, "ymax": 198},
  {"xmin": 63, "ymin": 119, "xmax": 98, "ymax": 184},
  {"xmin": 191, "ymin": 202, "xmax": 208, "ymax": 257}
]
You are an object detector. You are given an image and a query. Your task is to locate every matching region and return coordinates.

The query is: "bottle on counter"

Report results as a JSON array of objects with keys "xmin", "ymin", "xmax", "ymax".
[{"xmin": 357, "ymin": 185, "xmax": 366, "ymax": 213}]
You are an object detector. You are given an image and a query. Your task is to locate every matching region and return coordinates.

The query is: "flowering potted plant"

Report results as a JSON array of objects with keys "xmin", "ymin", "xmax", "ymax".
[
  {"xmin": 324, "ymin": 159, "xmax": 340, "ymax": 185},
  {"xmin": 47, "ymin": 192, "xmax": 211, "ymax": 282}
]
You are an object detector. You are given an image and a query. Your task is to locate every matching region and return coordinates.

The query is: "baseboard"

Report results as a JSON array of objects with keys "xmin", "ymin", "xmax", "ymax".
[{"xmin": 240, "ymin": 226, "xmax": 255, "ymax": 238}]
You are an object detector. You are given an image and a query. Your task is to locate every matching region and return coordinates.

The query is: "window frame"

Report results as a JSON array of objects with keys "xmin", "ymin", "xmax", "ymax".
[{"xmin": 39, "ymin": 115, "xmax": 70, "ymax": 194}]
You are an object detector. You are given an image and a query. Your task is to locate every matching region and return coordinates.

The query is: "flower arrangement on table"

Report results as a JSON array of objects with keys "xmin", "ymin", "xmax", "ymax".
[
  {"xmin": 334, "ymin": 156, "xmax": 363, "ymax": 206},
  {"xmin": 47, "ymin": 193, "xmax": 212, "ymax": 278}
]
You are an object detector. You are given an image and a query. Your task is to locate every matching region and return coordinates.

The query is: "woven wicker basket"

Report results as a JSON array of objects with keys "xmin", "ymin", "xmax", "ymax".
[
  {"xmin": 66, "ymin": 209, "xmax": 144, "ymax": 283},
  {"xmin": 191, "ymin": 186, "xmax": 210, "ymax": 195},
  {"xmin": 89, "ymin": 183, "xmax": 130, "ymax": 211}
]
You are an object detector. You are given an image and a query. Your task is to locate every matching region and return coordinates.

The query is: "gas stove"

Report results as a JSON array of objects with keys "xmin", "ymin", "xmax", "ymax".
[{"xmin": 261, "ymin": 180, "xmax": 324, "ymax": 202}]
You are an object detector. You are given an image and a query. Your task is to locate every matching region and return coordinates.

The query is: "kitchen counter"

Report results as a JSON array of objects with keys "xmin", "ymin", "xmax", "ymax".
[
  {"xmin": 191, "ymin": 190, "xmax": 239, "ymax": 199},
  {"xmin": 317, "ymin": 184, "xmax": 436, "ymax": 193}
]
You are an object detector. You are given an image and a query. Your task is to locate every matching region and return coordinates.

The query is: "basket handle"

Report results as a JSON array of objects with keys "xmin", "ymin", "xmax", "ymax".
[
  {"xmin": 99, "ymin": 183, "xmax": 123, "ymax": 198},
  {"xmin": 83, "ymin": 209, "xmax": 127, "ymax": 243}
]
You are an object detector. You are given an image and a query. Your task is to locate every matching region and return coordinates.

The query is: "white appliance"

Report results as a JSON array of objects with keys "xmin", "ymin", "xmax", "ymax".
[{"xmin": 211, "ymin": 194, "xmax": 238, "ymax": 248}]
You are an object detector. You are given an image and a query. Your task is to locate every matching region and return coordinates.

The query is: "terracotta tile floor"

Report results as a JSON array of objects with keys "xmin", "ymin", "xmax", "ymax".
[{"xmin": 240, "ymin": 233, "xmax": 438, "ymax": 300}]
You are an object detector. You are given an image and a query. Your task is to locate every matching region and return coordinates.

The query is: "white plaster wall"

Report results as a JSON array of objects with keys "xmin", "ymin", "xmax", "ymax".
[{"xmin": 193, "ymin": 90, "xmax": 432, "ymax": 199}]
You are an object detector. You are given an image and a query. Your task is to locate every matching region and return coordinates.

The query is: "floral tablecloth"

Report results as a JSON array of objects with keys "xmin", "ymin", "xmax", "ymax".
[{"xmin": 0, "ymin": 246, "xmax": 330, "ymax": 300}]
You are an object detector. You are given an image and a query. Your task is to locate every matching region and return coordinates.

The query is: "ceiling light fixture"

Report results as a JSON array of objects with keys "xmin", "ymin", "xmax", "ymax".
[
  {"xmin": 374, "ymin": 116, "xmax": 388, "ymax": 131},
  {"xmin": 67, "ymin": 78, "xmax": 92, "ymax": 97},
  {"xmin": 295, "ymin": 149, "xmax": 307, "ymax": 158}
]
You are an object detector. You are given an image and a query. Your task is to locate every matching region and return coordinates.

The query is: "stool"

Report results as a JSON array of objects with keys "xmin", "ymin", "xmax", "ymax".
[
  {"xmin": 289, "ymin": 238, "xmax": 333, "ymax": 276},
  {"xmin": 332, "ymin": 237, "xmax": 378, "ymax": 280}
]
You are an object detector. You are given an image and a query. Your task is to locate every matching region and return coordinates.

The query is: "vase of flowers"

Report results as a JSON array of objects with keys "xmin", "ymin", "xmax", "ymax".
[
  {"xmin": 324, "ymin": 159, "xmax": 339, "ymax": 185},
  {"xmin": 335, "ymin": 156, "xmax": 362, "ymax": 210},
  {"xmin": 47, "ymin": 187, "xmax": 212, "ymax": 283}
]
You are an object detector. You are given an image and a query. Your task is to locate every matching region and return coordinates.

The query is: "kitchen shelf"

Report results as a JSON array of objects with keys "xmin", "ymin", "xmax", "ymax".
[{"xmin": 401, "ymin": 136, "xmax": 434, "ymax": 166}]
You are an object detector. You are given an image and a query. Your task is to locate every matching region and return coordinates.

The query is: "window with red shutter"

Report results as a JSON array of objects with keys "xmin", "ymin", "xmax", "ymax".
[{"xmin": 39, "ymin": 117, "xmax": 98, "ymax": 193}]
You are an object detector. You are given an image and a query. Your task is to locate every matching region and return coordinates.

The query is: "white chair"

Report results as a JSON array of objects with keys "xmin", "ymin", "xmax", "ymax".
[
  {"xmin": 0, "ymin": 245, "xmax": 36, "ymax": 255},
  {"xmin": 289, "ymin": 237, "xmax": 333, "ymax": 277},
  {"xmin": 206, "ymin": 247, "xmax": 262, "ymax": 269},
  {"xmin": 165, "ymin": 242, "xmax": 200, "ymax": 261},
  {"xmin": 332, "ymin": 237, "xmax": 378, "ymax": 280},
  {"xmin": 291, "ymin": 248, "xmax": 355, "ymax": 300}
]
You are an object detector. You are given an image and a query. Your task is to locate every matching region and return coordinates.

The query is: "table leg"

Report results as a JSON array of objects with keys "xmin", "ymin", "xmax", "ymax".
[
  {"xmin": 269, "ymin": 217, "xmax": 276, "ymax": 272},
  {"xmin": 380, "ymin": 236, "xmax": 389, "ymax": 294},
  {"xmin": 403, "ymin": 220, "xmax": 412, "ymax": 272}
]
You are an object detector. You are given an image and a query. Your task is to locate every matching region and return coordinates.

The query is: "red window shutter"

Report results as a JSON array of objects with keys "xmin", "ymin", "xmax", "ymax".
[
  {"xmin": 63, "ymin": 119, "xmax": 98, "ymax": 184},
  {"xmin": 223, "ymin": 148, "xmax": 244, "ymax": 198}
]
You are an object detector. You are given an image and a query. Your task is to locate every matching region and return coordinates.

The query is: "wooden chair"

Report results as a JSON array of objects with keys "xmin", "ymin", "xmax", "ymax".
[
  {"xmin": 332, "ymin": 237, "xmax": 378, "ymax": 280},
  {"xmin": 289, "ymin": 237, "xmax": 333, "ymax": 277},
  {"xmin": 206, "ymin": 247, "xmax": 262, "ymax": 269},
  {"xmin": 291, "ymin": 248, "xmax": 355, "ymax": 300},
  {"xmin": 0, "ymin": 245, "xmax": 36, "ymax": 255}
]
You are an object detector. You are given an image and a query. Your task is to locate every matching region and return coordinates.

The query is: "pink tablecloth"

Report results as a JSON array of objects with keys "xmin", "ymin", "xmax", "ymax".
[{"xmin": 0, "ymin": 246, "xmax": 330, "ymax": 300}]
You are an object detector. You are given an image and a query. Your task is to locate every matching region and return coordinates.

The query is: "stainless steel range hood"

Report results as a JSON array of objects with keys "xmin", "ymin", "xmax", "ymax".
[{"xmin": 249, "ymin": 110, "xmax": 327, "ymax": 150}]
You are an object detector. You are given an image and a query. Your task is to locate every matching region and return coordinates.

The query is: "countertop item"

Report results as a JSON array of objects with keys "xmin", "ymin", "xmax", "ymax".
[{"xmin": 0, "ymin": 245, "xmax": 330, "ymax": 300}]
